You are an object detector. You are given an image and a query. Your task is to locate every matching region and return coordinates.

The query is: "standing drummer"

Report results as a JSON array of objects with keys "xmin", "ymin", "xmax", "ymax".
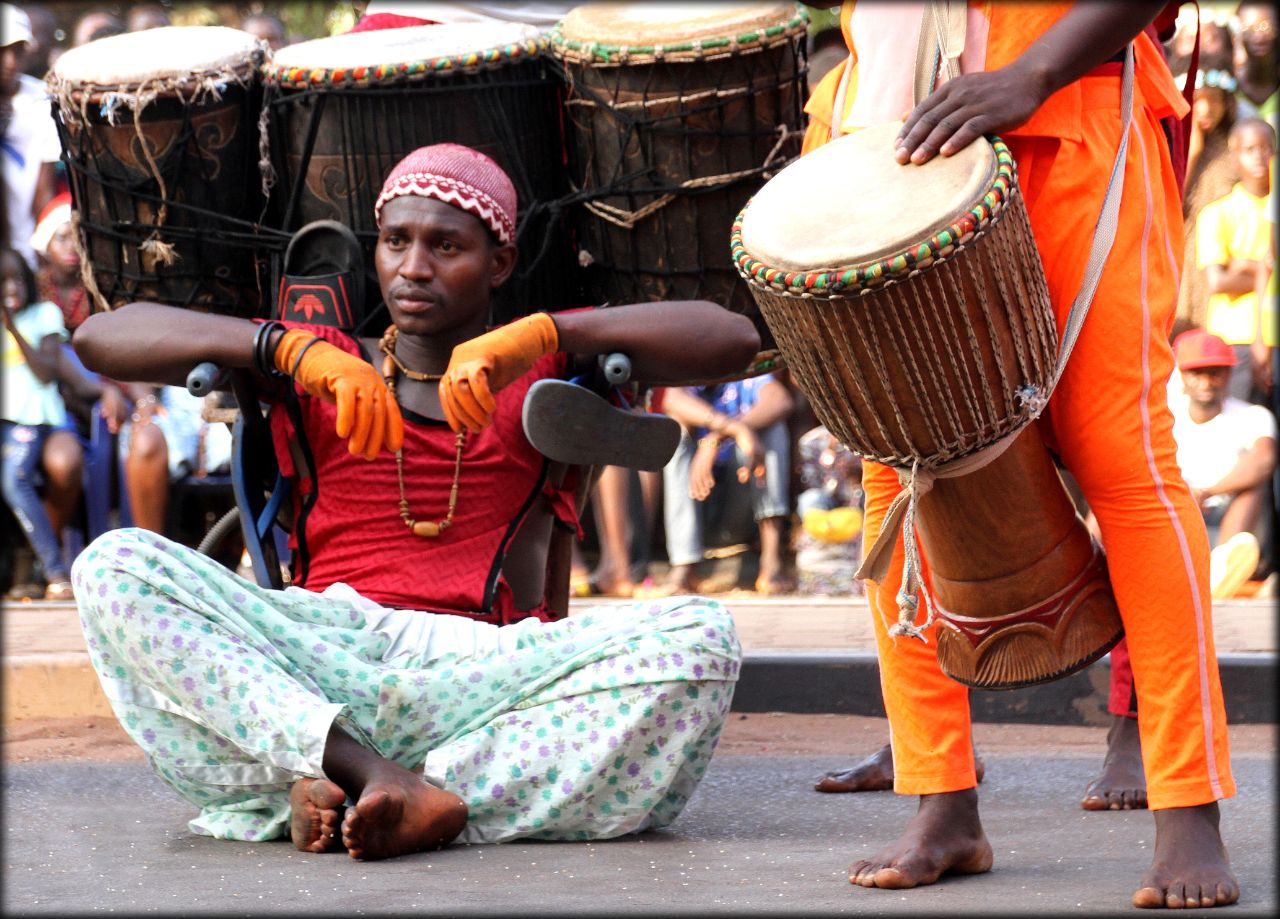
[{"xmin": 801, "ymin": 1, "xmax": 1237, "ymax": 909}]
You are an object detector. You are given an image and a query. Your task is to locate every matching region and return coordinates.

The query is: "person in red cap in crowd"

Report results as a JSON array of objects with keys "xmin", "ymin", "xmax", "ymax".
[
  {"xmin": 1168, "ymin": 328, "xmax": 1276, "ymax": 588},
  {"xmin": 69, "ymin": 143, "xmax": 759, "ymax": 861}
]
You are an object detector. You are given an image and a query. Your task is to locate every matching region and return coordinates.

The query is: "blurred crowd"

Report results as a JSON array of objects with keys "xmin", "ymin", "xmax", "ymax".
[{"xmin": 2, "ymin": 1, "xmax": 1276, "ymax": 603}]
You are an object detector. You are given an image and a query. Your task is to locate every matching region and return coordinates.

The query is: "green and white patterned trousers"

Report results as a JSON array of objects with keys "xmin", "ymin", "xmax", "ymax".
[{"xmin": 72, "ymin": 528, "xmax": 740, "ymax": 845}]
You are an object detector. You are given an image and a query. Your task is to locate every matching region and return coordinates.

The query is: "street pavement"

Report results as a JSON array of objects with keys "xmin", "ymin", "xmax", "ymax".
[{"xmin": 3, "ymin": 735, "xmax": 1274, "ymax": 916}]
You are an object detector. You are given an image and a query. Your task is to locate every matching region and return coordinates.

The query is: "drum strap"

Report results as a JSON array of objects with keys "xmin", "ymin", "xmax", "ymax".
[
  {"xmin": 913, "ymin": 0, "xmax": 967, "ymax": 108},
  {"xmin": 863, "ymin": 43, "xmax": 1137, "ymax": 643}
]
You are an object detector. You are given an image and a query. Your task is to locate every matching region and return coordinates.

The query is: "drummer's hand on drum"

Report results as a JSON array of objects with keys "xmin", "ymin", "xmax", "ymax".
[
  {"xmin": 273, "ymin": 328, "xmax": 404, "ymax": 461},
  {"xmin": 895, "ymin": 63, "xmax": 1046, "ymax": 165},
  {"xmin": 439, "ymin": 313, "xmax": 560, "ymax": 434}
]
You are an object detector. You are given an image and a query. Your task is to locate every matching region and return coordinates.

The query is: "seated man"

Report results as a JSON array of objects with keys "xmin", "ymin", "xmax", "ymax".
[
  {"xmin": 651, "ymin": 376, "xmax": 794, "ymax": 595},
  {"xmin": 1170, "ymin": 328, "xmax": 1277, "ymax": 591},
  {"xmin": 71, "ymin": 143, "xmax": 760, "ymax": 861}
]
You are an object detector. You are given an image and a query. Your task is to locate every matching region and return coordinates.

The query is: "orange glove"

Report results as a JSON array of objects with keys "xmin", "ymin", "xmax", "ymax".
[
  {"xmin": 438, "ymin": 313, "xmax": 559, "ymax": 433},
  {"xmin": 273, "ymin": 328, "xmax": 404, "ymax": 460}
]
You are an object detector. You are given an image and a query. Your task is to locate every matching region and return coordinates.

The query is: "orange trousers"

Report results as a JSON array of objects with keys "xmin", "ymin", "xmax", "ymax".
[{"xmin": 806, "ymin": 75, "xmax": 1234, "ymax": 810}]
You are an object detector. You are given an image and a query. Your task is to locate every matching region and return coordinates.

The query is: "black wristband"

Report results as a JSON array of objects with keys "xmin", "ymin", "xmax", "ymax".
[
  {"xmin": 253, "ymin": 320, "xmax": 288, "ymax": 381},
  {"xmin": 289, "ymin": 335, "xmax": 323, "ymax": 381}
]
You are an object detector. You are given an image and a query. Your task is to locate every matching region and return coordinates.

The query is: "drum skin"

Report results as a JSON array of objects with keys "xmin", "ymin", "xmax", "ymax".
[{"xmin": 736, "ymin": 125, "xmax": 1124, "ymax": 690}]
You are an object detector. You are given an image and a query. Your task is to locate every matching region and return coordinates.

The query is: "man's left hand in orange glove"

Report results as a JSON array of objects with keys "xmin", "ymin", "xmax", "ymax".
[{"xmin": 439, "ymin": 312, "xmax": 559, "ymax": 433}]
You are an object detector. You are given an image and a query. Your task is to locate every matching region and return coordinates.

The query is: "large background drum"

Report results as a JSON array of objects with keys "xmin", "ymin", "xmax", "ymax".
[
  {"xmin": 264, "ymin": 23, "xmax": 582, "ymax": 328},
  {"xmin": 49, "ymin": 26, "xmax": 274, "ymax": 319},
  {"xmin": 550, "ymin": 2, "xmax": 809, "ymax": 347},
  {"xmin": 734, "ymin": 123, "xmax": 1124, "ymax": 690}
]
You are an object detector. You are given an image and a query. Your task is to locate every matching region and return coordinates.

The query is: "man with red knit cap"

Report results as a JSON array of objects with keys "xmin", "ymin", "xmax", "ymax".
[{"xmin": 69, "ymin": 144, "xmax": 760, "ymax": 860}]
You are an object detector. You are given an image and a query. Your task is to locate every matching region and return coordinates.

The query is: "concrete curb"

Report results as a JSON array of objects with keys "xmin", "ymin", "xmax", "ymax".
[
  {"xmin": 4, "ymin": 648, "xmax": 1273, "ymax": 727},
  {"xmin": 734, "ymin": 650, "xmax": 1277, "ymax": 724}
]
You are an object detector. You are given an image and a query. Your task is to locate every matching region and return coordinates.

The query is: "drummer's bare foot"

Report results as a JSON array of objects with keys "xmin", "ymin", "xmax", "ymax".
[
  {"xmin": 816, "ymin": 743, "xmax": 985, "ymax": 793},
  {"xmin": 290, "ymin": 778, "xmax": 346, "ymax": 853},
  {"xmin": 1082, "ymin": 714, "xmax": 1147, "ymax": 811},
  {"xmin": 847, "ymin": 788, "xmax": 993, "ymax": 888},
  {"xmin": 1131, "ymin": 803, "xmax": 1239, "ymax": 908}
]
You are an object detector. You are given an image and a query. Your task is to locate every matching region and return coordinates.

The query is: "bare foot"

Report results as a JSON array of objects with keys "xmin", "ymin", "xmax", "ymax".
[
  {"xmin": 848, "ymin": 788, "xmax": 993, "ymax": 889},
  {"xmin": 1131, "ymin": 803, "xmax": 1239, "ymax": 909},
  {"xmin": 290, "ymin": 777, "xmax": 347, "ymax": 853},
  {"xmin": 1082, "ymin": 714, "xmax": 1147, "ymax": 811},
  {"xmin": 340, "ymin": 767, "xmax": 468, "ymax": 861},
  {"xmin": 817, "ymin": 743, "xmax": 985, "ymax": 793}
]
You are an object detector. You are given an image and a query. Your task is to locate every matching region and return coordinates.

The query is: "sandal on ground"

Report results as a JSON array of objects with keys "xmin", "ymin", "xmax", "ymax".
[
  {"xmin": 43, "ymin": 579, "xmax": 75, "ymax": 601},
  {"xmin": 5, "ymin": 582, "xmax": 46, "ymax": 602},
  {"xmin": 754, "ymin": 575, "xmax": 796, "ymax": 596}
]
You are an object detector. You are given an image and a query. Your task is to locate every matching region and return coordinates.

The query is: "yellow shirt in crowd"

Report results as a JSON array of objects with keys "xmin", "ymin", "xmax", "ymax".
[{"xmin": 1196, "ymin": 182, "xmax": 1276, "ymax": 347}]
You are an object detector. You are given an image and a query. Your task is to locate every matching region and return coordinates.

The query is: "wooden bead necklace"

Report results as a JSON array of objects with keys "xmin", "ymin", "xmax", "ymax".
[{"xmin": 378, "ymin": 324, "xmax": 464, "ymax": 538}]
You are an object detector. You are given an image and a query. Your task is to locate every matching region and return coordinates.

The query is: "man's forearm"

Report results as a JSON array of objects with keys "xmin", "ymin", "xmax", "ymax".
[
  {"xmin": 1209, "ymin": 441, "xmax": 1278, "ymax": 497},
  {"xmin": 1012, "ymin": 0, "xmax": 1169, "ymax": 102}
]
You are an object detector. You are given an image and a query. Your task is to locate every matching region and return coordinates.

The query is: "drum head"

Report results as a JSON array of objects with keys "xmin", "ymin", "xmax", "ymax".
[
  {"xmin": 740, "ymin": 121, "xmax": 997, "ymax": 273},
  {"xmin": 557, "ymin": 2, "xmax": 799, "ymax": 45},
  {"xmin": 268, "ymin": 22, "xmax": 544, "ymax": 79},
  {"xmin": 51, "ymin": 26, "xmax": 264, "ymax": 87}
]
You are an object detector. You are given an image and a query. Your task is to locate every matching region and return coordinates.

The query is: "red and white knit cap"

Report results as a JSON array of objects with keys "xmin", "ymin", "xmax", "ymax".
[{"xmin": 373, "ymin": 143, "xmax": 517, "ymax": 245}]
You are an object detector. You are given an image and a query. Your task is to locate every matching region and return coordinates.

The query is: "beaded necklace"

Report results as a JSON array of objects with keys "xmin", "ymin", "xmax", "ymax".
[{"xmin": 378, "ymin": 325, "xmax": 464, "ymax": 538}]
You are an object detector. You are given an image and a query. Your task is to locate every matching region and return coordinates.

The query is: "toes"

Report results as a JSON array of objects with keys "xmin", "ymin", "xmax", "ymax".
[{"xmin": 1132, "ymin": 885, "xmax": 1166, "ymax": 908}]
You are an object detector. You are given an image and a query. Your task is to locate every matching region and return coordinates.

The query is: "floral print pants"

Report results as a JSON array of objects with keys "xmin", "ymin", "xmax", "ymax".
[{"xmin": 72, "ymin": 528, "xmax": 740, "ymax": 845}]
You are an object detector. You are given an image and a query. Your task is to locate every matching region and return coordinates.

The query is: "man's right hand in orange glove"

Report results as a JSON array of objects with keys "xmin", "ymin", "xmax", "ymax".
[
  {"xmin": 438, "ymin": 312, "xmax": 559, "ymax": 433},
  {"xmin": 273, "ymin": 328, "xmax": 404, "ymax": 460}
]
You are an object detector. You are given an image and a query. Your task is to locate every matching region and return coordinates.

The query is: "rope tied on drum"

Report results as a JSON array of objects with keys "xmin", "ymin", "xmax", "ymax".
[
  {"xmin": 856, "ymin": 426, "xmax": 1024, "ymax": 642},
  {"xmin": 583, "ymin": 123, "xmax": 800, "ymax": 229}
]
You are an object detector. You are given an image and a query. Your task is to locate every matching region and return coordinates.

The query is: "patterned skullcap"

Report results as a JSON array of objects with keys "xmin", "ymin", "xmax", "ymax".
[{"xmin": 374, "ymin": 143, "xmax": 517, "ymax": 245}]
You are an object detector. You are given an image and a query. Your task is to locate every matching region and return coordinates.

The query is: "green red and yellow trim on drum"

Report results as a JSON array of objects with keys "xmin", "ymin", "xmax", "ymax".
[
  {"xmin": 731, "ymin": 138, "xmax": 1018, "ymax": 295},
  {"xmin": 548, "ymin": 11, "xmax": 809, "ymax": 65},
  {"xmin": 264, "ymin": 35, "xmax": 548, "ymax": 88}
]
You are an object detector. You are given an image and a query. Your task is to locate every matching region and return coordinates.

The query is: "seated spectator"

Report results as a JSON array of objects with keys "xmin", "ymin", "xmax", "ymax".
[
  {"xmin": 794, "ymin": 425, "xmax": 864, "ymax": 597},
  {"xmin": 2, "ymin": 245, "xmax": 83, "ymax": 600},
  {"xmin": 1171, "ymin": 329, "xmax": 1277, "ymax": 595},
  {"xmin": 1197, "ymin": 117, "xmax": 1275, "ymax": 403},
  {"xmin": 651, "ymin": 376, "xmax": 794, "ymax": 595}
]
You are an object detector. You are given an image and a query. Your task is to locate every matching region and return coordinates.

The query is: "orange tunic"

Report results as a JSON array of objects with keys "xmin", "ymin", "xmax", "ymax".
[{"xmin": 803, "ymin": 1, "xmax": 1232, "ymax": 809}]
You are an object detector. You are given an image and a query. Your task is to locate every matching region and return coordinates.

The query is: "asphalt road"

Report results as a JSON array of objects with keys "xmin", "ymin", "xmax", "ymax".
[{"xmin": 4, "ymin": 746, "xmax": 1274, "ymax": 916}]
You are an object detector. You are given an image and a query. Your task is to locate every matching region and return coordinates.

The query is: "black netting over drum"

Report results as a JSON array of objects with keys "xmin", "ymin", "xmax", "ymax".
[
  {"xmin": 556, "ymin": 40, "xmax": 808, "ymax": 350},
  {"xmin": 55, "ymin": 82, "xmax": 282, "ymax": 319},
  {"xmin": 264, "ymin": 59, "xmax": 586, "ymax": 332}
]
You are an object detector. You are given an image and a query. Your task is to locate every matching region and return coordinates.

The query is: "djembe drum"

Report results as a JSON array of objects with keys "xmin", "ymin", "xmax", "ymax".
[
  {"xmin": 732, "ymin": 122, "xmax": 1124, "ymax": 690},
  {"xmin": 263, "ymin": 23, "xmax": 581, "ymax": 326},
  {"xmin": 550, "ymin": 2, "xmax": 809, "ymax": 347},
  {"xmin": 49, "ymin": 26, "xmax": 273, "ymax": 318}
]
